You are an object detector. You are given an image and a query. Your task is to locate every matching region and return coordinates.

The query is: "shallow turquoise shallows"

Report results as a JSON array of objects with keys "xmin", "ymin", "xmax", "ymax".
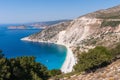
[{"xmin": 0, "ymin": 28, "xmax": 67, "ymax": 70}]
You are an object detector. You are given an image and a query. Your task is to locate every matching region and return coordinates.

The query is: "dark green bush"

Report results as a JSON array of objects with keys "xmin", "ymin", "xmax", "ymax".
[
  {"xmin": 49, "ymin": 69, "xmax": 62, "ymax": 76},
  {"xmin": 74, "ymin": 46, "xmax": 112, "ymax": 72},
  {"xmin": 101, "ymin": 21, "xmax": 120, "ymax": 27},
  {"xmin": 0, "ymin": 50, "xmax": 4, "ymax": 58},
  {"xmin": 111, "ymin": 43, "xmax": 120, "ymax": 58},
  {"xmin": 0, "ymin": 56, "xmax": 50, "ymax": 80}
]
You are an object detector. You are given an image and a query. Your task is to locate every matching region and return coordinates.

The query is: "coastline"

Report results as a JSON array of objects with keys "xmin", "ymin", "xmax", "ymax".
[
  {"xmin": 21, "ymin": 37, "xmax": 76, "ymax": 73},
  {"xmin": 60, "ymin": 45, "xmax": 76, "ymax": 73}
]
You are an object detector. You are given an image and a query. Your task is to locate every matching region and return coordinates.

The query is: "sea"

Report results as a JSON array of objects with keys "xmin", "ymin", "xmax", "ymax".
[{"xmin": 0, "ymin": 25, "xmax": 67, "ymax": 70}]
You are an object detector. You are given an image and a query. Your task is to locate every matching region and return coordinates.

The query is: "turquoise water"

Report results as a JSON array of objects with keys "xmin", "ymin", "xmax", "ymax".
[{"xmin": 0, "ymin": 29, "xmax": 67, "ymax": 70}]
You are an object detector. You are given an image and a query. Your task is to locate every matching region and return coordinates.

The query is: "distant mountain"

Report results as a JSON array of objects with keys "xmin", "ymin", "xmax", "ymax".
[
  {"xmin": 7, "ymin": 20, "xmax": 71, "ymax": 30},
  {"xmin": 8, "ymin": 25, "xmax": 26, "ymax": 29},
  {"xmin": 30, "ymin": 20, "xmax": 71, "ymax": 26}
]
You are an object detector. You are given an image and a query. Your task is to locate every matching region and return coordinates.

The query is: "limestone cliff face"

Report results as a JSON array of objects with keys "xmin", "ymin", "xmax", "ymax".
[{"xmin": 25, "ymin": 5, "xmax": 120, "ymax": 51}]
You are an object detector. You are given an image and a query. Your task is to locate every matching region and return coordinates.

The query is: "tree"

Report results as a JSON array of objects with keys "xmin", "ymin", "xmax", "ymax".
[
  {"xmin": 74, "ymin": 46, "xmax": 112, "ymax": 72},
  {"xmin": 49, "ymin": 69, "xmax": 61, "ymax": 76},
  {"xmin": 111, "ymin": 43, "xmax": 120, "ymax": 58},
  {"xmin": 0, "ymin": 50, "xmax": 62, "ymax": 80},
  {"xmin": 0, "ymin": 50, "xmax": 4, "ymax": 58}
]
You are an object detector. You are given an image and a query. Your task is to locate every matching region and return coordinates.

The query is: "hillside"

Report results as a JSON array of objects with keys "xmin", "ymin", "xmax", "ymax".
[
  {"xmin": 62, "ymin": 59, "xmax": 120, "ymax": 80},
  {"xmin": 7, "ymin": 20, "xmax": 70, "ymax": 29},
  {"xmin": 22, "ymin": 5, "xmax": 120, "ymax": 51}
]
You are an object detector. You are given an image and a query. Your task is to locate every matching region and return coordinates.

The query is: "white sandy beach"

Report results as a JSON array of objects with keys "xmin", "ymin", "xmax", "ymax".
[
  {"xmin": 60, "ymin": 45, "xmax": 76, "ymax": 73},
  {"xmin": 21, "ymin": 37, "xmax": 76, "ymax": 73}
]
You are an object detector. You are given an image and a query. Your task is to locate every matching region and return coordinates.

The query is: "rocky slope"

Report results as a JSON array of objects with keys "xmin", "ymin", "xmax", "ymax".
[
  {"xmin": 27, "ymin": 21, "xmax": 71, "ymax": 42},
  {"xmin": 62, "ymin": 59, "xmax": 120, "ymax": 80},
  {"xmin": 23, "ymin": 5, "xmax": 120, "ymax": 52}
]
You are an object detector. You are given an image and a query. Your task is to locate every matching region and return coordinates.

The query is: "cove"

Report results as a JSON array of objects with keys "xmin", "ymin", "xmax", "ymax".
[{"xmin": 0, "ymin": 29, "xmax": 67, "ymax": 70}]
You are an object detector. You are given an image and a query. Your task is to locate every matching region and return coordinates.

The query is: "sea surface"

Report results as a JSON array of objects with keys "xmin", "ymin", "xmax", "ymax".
[{"xmin": 0, "ymin": 28, "xmax": 67, "ymax": 70}]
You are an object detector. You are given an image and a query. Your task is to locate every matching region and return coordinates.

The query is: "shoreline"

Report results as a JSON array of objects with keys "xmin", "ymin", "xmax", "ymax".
[
  {"xmin": 21, "ymin": 37, "xmax": 76, "ymax": 73},
  {"xmin": 60, "ymin": 45, "xmax": 76, "ymax": 73}
]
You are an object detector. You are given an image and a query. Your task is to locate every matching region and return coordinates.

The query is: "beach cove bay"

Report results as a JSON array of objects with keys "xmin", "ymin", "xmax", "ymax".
[{"xmin": 0, "ymin": 27, "xmax": 67, "ymax": 70}]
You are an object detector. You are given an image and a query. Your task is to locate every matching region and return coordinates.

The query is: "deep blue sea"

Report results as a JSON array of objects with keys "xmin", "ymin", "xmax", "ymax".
[{"xmin": 0, "ymin": 27, "xmax": 67, "ymax": 70}]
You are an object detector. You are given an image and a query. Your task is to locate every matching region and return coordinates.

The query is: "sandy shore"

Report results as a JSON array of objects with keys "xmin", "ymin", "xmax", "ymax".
[
  {"xmin": 21, "ymin": 37, "xmax": 76, "ymax": 73},
  {"xmin": 60, "ymin": 45, "xmax": 76, "ymax": 73}
]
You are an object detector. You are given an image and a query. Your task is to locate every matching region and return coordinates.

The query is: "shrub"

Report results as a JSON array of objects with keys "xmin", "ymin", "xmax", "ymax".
[
  {"xmin": 0, "ymin": 56, "xmax": 50, "ymax": 80},
  {"xmin": 111, "ymin": 43, "xmax": 120, "ymax": 59},
  {"xmin": 74, "ymin": 46, "xmax": 112, "ymax": 72},
  {"xmin": 0, "ymin": 50, "xmax": 4, "ymax": 58},
  {"xmin": 49, "ymin": 69, "xmax": 62, "ymax": 76},
  {"xmin": 101, "ymin": 21, "xmax": 120, "ymax": 27}
]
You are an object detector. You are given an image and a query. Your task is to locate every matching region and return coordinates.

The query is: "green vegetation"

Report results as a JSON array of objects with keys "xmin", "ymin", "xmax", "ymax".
[
  {"xmin": 0, "ymin": 51, "xmax": 62, "ymax": 80},
  {"xmin": 98, "ymin": 15, "xmax": 120, "ymax": 19},
  {"xmin": 74, "ymin": 46, "xmax": 112, "ymax": 72},
  {"xmin": 0, "ymin": 50, "xmax": 4, "ymax": 58},
  {"xmin": 96, "ymin": 10, "xmax": 120, "ymax": 19},
  {"xmin": 51, "ymin": 71, "xmax": 77, "ymax": 80},
  {"xmin": 49, "ymin": 69, "xmax": 61, "ymax": 76},
  {"xmin": 101, "ymin": 21, "xmax": 120, "ymax": 27},
  {"xmin": 104, "ymin": 15, "xmax": 120, "ymax": 19},
  {"xmin": 74, "ymin": 43, "xmax": 120, "ymax": 73},
  {"xmin": 111, "ymin": 43, "xmax": 120, "ymax": 59}
]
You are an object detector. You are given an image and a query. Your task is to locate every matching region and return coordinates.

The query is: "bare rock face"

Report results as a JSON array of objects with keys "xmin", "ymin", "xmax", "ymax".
[{"xmin": 26, "ymin": 5, "xmax": 120, "ymax": 51}]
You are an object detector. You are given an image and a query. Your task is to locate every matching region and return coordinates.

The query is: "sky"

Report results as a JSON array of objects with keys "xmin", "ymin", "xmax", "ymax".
[{"xmin": 0, "ymin": 0, "xmax": 120, "ymax": 24}]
